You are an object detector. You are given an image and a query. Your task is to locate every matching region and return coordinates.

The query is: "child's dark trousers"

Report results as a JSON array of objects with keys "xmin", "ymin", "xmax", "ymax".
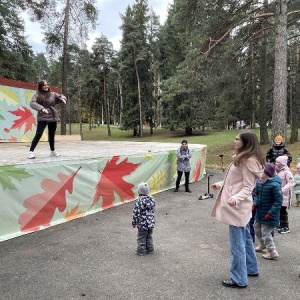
[{"xmin": 136, "ymin": 228, "xmax": 154, "ymax": 254}]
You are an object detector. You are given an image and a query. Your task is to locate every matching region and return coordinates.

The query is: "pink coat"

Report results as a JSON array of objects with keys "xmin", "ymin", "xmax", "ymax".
[
  {"xmin": 211, "ymin": 157, "xmax": 264, "ymax": 227},
  {"xmin": 276, "ymin": 166, "xmax": 295, "ymax": 207}
]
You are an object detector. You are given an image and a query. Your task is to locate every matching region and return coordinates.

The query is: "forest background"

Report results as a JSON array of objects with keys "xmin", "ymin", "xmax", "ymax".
[{"xmin": 1, "ymin": 0, "xmax": 300, "ymax": 146}]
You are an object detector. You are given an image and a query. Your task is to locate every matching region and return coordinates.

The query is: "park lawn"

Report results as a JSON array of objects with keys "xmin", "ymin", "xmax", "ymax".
[{"xmin": 69, "ymin": 123, "xmax": 300, "ymax": 172}]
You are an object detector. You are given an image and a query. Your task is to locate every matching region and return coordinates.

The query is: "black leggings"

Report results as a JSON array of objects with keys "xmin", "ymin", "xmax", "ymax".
[
  {"xmin": 30, "ymin": 121, "xmax": 57, "ymax": 151},
  {"xmin": 175, "ymin": 171, "xmax": 190, "ymax": 190},
  {"xmin": 279, "ymin": 206, "xmax": 289, "ymax": 228}
]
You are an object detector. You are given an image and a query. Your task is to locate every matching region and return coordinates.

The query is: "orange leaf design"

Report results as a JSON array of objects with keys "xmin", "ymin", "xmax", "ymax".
[
  {"xmin": 8, "ymin": 136, "xmax": 17, "ymax": 142},
  {"xmin": 65, "ymin": 204, "xmax": 85, "ymax": 221},
  {"xmin": 9, "ymin": 106, "xmax": 36, "ymax": 133},
  {"xmin": 18, "ymin": 167, "xmax": 81, "ymax": 232},
  {"xmin": 92, "ymin": 156, "xmax": 141, "ymax": 209},
  {"xmin": 193, "ymin": 160, "xmax": 202, "ymax": 182}
]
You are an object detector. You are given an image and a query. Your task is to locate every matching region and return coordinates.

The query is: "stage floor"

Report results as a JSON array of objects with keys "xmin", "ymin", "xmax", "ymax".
[{"xmin": 0, "ymin": 141, "xmax": 204, "ymax": 166}]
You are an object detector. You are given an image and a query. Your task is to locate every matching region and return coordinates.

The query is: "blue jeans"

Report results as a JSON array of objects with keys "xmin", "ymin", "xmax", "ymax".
[{"xmin": 229, "ymin": 224, "xmax": 258, "ymax": 286}]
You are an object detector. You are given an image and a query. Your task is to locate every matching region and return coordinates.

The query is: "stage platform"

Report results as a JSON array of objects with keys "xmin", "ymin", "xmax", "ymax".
[
  {"xmin": 0, "ymin": 141, "xmax": 204, "ymax": 165},
  {"xmin": 0, "ymin": 141, "xmax": 207, "ymax": 242}
]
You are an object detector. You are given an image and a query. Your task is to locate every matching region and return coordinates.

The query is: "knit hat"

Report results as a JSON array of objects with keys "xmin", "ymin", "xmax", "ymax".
[
  {"xmin": 276, "ymin": 155, "xmax": 288, "ymax": 166},
  {"xmin": 274, "ymin": 135, "xmax": 284, "ymax": 143},
  {"xmin": 264, "ymin": 162, "xmax": 276, "ymax": 178},
  {"xmin": 138, "ymin": 182, "xmax": 150, "ymax": 195}
]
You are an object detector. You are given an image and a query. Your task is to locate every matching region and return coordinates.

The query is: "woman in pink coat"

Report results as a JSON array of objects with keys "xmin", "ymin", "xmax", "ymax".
[{"xmin": 211, "ymin": 131, "xmax": 265, "ymax": 288}]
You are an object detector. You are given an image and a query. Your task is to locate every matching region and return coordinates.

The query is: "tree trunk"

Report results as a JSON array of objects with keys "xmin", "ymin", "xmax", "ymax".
[
  {"xmin": 271, "ymin": 0, "xmax": 288, "ymax": 141},
  {"xmin": 135, "ymin": 59, "xmax": 143, "ymax": 137},
  {"xmin": 258, "ymin": 0, "xmax": 270, "ymax": 145},
  {"xmin": 60, "ymin": 0, "xmax": 70, "ymax": 135},
  {"xmin": 104, "ymin": 67, "xmax": 111, "ymax": 137},
  {"xmin": 119, "ymin": 82, "xmax": 123, "ymax": 126},
  {"xmin": 290, "ymin": 44, "xmax": 300, "ymax": 143},
  {"xmin": 185, "ymin": 126, "xmax": 193, "ymax": 135}
]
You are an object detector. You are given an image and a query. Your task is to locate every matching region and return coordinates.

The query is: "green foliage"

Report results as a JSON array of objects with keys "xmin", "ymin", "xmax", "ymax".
[
  {"xmin": 0, "ymin": 0, "xmax": 34, "ymax": 80},
  {"xmin": 119, "ymin": 0, "xmax": 154, "ymax": 135}
]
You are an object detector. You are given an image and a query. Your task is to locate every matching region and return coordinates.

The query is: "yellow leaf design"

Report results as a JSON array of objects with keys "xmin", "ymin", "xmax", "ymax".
[
  {"xmin": 143, "ymin": 151, "xmax": 153, "ymax": 161},
  {"xmin": 0, "ymin": 86, "xmax": 19, "ymax": 105},
  {"xmin": 149, "ymin": 170, "xmax": 168, "ymax": 194}
]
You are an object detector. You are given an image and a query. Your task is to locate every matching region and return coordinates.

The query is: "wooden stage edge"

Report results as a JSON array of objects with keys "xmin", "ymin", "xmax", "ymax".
[{"xmin": 0, "ymin": 140, "xmax": 206, "ymax": 166}]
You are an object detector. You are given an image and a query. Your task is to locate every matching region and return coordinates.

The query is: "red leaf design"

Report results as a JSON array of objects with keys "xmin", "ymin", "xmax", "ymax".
[
  {"xmin": 92, "ymin": 156, "xmax": 141, "ymax": 209},
  {"xmin": 9, "ymin": 106, "xmax": 36, "ymax": 133},
  {"xmin": 19, "ymin": 167, "xmax": 81, "ymax": 232}
]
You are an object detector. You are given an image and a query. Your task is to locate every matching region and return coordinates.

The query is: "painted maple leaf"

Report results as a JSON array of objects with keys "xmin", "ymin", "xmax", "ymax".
[
  {"xmin": 8, "ymin": 106, "xmax": 36, "ymax": 133},
  {"xmin": 8, "ymin": 136, "xmax": 17, "ymax": 142},
  {"xmin": 192, "ymin": 160, "xmax": 202, "ymax": 182},
  {"xmin": 65, "ymin": 204, "xmax": 85, "ymax": 221},
  {"xmin": 18, "ymin": 167, "xmax": 81, "ymax": 232},
  {"xmin": 92, "ymin": 156, "xmax": 141, "ymax": 209},
  {"xmin": 0, "ymin": 165, "xmax": 32, "ymax": 190}
]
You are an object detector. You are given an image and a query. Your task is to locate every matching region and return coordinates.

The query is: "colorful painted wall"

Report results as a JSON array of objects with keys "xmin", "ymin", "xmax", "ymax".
[
  {"xmin": 0, "ymin": 146, "xmax": 207, "ymax": 242},
  {"xmin": 0, "ymin": 78, "xmax": 61, "ymax": 142}
]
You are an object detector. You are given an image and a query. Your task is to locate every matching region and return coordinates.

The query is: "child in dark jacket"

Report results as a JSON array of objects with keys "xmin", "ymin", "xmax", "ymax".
[
  {"xmin": 132, "ymin": 182, "xmax": 155, "ymax": 256},
  {"xmin": 253, "ymin": 163, "xmax": 283, "ymax": 260},
  {"xmin": 266, "ymin": 135, "xmax": 292, "ymax": 167}
]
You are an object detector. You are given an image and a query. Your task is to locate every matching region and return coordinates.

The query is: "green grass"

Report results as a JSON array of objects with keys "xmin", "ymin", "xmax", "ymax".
[{"xmin": 69, "ymin": 124, "xmax": 300, "ymax": 172}]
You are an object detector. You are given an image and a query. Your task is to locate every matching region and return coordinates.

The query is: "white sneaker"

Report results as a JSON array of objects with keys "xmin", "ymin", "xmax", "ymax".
[
  {"xmin": 50, "ymin": 151, "xmax": 61, "ymax": 157},
  {"xmin": 255, "ymin": 244, "xmax": 266, "ymax": 252},
  {"xmin": 262, "ymin": 250, "xmax": 279, "ymax": 260},
  {"xmin": 28, "ymin": 151, "xmax": 35, "ymax": 159}
]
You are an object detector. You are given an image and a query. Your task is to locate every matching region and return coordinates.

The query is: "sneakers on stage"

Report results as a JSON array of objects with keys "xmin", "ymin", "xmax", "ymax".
[
  {"xmin": 50, "ymin": 151, "xmax": 61, "ymax": 157},
  {"xmin": 27, "ymin": 151, "xmax": 35, "ymax": 159}
]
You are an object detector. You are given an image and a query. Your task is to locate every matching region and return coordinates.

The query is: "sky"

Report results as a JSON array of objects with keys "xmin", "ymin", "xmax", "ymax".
[{"xmin": 23, "ymin": 0, "xmax": 172, "ymax": 53}]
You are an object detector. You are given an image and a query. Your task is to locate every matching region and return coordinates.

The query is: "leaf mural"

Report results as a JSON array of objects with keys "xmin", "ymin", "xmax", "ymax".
[
  {"xmin": 143, "ymin": 151, "xmax": 153, "ymax": 161},
  {"xmin": 167, "ymin": 150, "xmax": 177, "ymax": 163},
  {"xmin": 8, "ymin": 136, "xmax": 17, "ymax": 142},
  {"xmin": 18, "ymin": 167, "xmax": 81, "ymax": 232},
  {"xmin": 149, "ymin": 170, "xmax": 168, "ymax": 194},
  {"xmin": 0, "ymin": 86, "xmax": 19, "ymax": 105},
  {"xmin": 8, "ymin": 106, "xmax": 36, "ymax": 133},
  {"xmin": 193, "ymin": 160, "xmax": 202, "ymax": 182},
  {"xmin": 0, "ymin": 114, "xmax": 4, "ymax": 120},
  {"xmin": 92, "ymin": 156, "xmax": 141, "ymax": 209},
  {"xmin": 0, "ymin": 165, "xmax": 33, "ymax": 190},
  {"xmin": 65, "ymin": 204, "xmax": 85, "ymax": 221}
]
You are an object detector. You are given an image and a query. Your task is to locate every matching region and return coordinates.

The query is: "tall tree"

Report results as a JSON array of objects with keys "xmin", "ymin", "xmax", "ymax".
[
  {"xmin": 90, "ymin": 36, "xmax": 118, "ymax": 136},
  {"xmin": 0, "ymin": 0, "xmax": 34, "ymax": 80},
  {"xmin": 26, "ymin": 0, "xmax": 98, "ymax": 134},
  {"xmin": 271, "ymin": 0, "xmax": 288, "ymax": 140},
  {"xmin": 119, "ymin": 0, "xmax": 152, "ymax": 137}
]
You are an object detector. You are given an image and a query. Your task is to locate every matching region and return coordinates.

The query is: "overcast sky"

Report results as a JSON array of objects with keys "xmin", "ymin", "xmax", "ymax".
[{"xmin": 23, "ymin": 0, "xmax": 172, "ymax": 53}]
